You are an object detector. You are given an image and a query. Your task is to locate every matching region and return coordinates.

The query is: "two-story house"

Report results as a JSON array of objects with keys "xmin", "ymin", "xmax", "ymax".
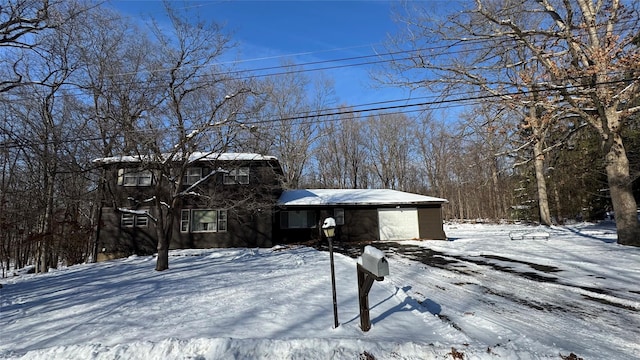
[
  {"xmin": 93, "ymin": 152, "xmax": 448, "ymax": 261},
  {"xmin": 93, "ymin": 152, "xmax": 284, "ymax": 261}
]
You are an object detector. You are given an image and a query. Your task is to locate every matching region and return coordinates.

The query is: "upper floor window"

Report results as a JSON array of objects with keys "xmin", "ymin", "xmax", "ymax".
[
  {"xmin": 183, "ymin": 168, "xmax": 202, "ymax": 185},
  {"xmin": 223, "ymin": 167, "xmax": 249, "ymax": 185},
  {"xmin": 118, "ymin": 169, "xmax": 153, "ymax": 187}
]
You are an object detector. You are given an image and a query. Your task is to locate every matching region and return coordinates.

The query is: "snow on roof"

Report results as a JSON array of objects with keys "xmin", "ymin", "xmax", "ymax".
[
  {"xmin": 92, "ymin": 152, "xmax": 277, "ymax": 165},
  {"xmin": 278, "ymin": 189, "xmax": 448, "ymax": 206}
]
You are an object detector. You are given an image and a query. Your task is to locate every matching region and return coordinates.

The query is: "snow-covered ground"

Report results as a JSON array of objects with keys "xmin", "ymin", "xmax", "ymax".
[{"xmin": 1, "ymin": 222, "xmax": 639, "ymax": 359}]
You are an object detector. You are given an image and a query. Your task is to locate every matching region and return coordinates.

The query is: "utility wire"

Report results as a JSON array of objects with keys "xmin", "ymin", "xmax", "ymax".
[
  {"xmin": 1, "ymin": 77, "xmax": 636, "ymax": 151},
  {"xmin": 94, "ymin": 17, "xmax": 639, "ymax": 81},
  {"xmin": 4, "ymin": 18, "xmax": 638, "ymax": 100}
]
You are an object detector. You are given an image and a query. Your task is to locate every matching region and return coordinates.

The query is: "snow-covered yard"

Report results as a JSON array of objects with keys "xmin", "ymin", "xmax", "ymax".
[{"xmin": 1, "ymin": 222, "xmax": 639, "ymax": 359}]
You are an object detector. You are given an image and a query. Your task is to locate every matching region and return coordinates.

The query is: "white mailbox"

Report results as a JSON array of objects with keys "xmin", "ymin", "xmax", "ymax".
[{"xmin": 359, "ymin": 245, "xmax": 389, "ymax": 277}]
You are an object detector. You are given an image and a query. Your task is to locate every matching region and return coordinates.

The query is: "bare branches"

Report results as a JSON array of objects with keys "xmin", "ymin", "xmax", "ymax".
[
  {"xmin": 1, "ymin": 0, "xmax": 51, "ymax": 93},
  {"xmin": 1, "ymin": 1, "xmax": 95, "ymax": 93},
  {"xmin": 0, "ymin": 0, "xmax": 50, "ymax": 48},
  {"xmin": 386, "ymin": 0, "xmax": 640, "ymax": 240}
]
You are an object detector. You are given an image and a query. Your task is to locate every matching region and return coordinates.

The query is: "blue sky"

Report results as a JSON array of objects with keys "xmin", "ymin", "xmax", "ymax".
[{"xmin": 110, "ymin": 0, "xmax": 414, "ymax": 108}]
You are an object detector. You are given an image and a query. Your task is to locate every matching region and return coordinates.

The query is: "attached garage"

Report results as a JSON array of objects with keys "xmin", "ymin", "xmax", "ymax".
[{"xmin": 276, "ymin": 189, "xmax": 448, "ymax": 243}]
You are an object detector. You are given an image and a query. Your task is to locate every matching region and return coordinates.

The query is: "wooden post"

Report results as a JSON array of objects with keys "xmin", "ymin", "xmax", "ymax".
[{"xmin": 357, "ymin": 263, "xmax": 384, "ymax": 332}]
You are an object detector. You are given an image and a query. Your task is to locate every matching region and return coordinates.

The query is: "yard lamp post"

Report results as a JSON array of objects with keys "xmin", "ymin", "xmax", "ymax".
[{"xmin": 322, "ymin": 217, "xmax": 339, "ymax": 329}]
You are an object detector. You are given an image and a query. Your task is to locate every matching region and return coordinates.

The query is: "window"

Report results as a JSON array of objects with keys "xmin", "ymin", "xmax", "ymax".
[
  {"xmin": 122, "ymin": 213, "xmax": 135, "ymax": 227},
  {"xmin": 118, "ymin": 169, "xmax": 153, "ymax": 187},
  {"xmin": 180, "ymin": 209, "xmax": 227, "ymax": 233},
  {"xmin": 280, "ymin": 210, "xmax": 317, "ymax": 229},
  {"xmin": 183, "ymin": 168, "xmax": 202, "ymax": 185},
  {"xmin": 121, "ymin": 211, "xmax": 149, "ymax": 228},
  {"xmin": 192, "ymin": 210, "xmax": 217, "ymax": 232},
  {"xmin": 223, "ymin": 167, "xmax": 249, "ymax": 185},
  {"xmin": 334, "ymin": 208, "xmax": 345, "ymax": 226},
  {"xmin": 217, "ymin": 210, "xmax": 228, "ymax": 232},
  {"xmin": 181, "ymin": 210, "xmax": 190, "ymax": 232},
  {"xmin": 135, "ymin": 215, "xmax": 149, "ymax": 227}
]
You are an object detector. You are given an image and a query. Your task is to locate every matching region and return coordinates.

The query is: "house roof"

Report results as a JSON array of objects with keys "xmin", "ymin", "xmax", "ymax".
[
  {"xmin": 92, "ymin": 152, "xmax": 278, "ymax": 165},
  {"xmin": 277, "ymin": 189, "xmax": 448, "ymax": 206}
]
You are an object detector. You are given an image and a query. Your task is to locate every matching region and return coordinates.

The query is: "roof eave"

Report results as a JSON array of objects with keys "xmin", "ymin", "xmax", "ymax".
[{"xmin": 278, "ymin": 200, "xmax": 448, "ymax": 207}]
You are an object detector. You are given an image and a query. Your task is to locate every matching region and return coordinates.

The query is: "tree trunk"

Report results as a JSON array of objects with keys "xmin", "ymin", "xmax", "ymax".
[
  {"xmin": 155, "ymin": 204, "xmax": 170, "ymax": 271},
  {"xmin": 155, "ymin": 234, "xmax": 169, "ymax": 271},
  {"xmin": 457, "ymin": 186, "xmax": 464, "ymax": 219},
  {"xmin": 155, "ymin": 194, "xmax": 178, "ymax": 271},
  {"xmin": 605, "ymin": 132, "xmax": 640, "ymax": 246},
  {"xmin": 533, "ymin": 140, "xmax": 552, "ymax": 226},
  {"xmin": 553, "ymin": 182, "xmax": 563, "ymax": 224},
  {"xmin": 491, "ymin": 159, "xmax": 502, "ymax": 218},
  {"xmin": 36, "ymin": 172, "xmax": 56, "ymax": 273}
]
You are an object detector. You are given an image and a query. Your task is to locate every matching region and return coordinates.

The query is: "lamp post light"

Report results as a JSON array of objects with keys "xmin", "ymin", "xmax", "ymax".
[{"xmin": 322, "ymin": 217, "xmax": 339, "ymax": 329}]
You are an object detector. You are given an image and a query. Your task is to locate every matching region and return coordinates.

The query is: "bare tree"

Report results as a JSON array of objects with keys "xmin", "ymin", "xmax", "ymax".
[
  {"xmin": 127, "ymin": 3, "xmax": 253, "ymax": 271},
  {"xmin": 0, "ymin": 0, "xmax": 91, "ymax": 93},
  {"xmin": 459, "ymin": 105, "xmax": 516, "ymax": 220},
  {"xmin": 1, "ymin": 0, "xmax": 51, "ymax": 92},
  {"xmin": 2, "ymin": 0, "xmax": 89, "ymax": 272},
  {"xmin": 1, "ymin": 0, "xmax": 98, "ymax": 274},
  {"xmin": 254, "ymin": 62, "xmax": 335, "ymax": 188},
  {"xmin": 70, "ymin": 7, "xmax": 163, "ymax": 262},
  {"xmin": 313, "ymin": 108, "xmax": 368, "ymax": 188},
  {"xmin": 364, "ymin": 112, "xmax": 416, "ymax": 190},
  {"xmin": 75, "ymin": 7, "xmax": 161, "ymax": 158},
  {"xmin": 475, "ymin": 0, "xmax": 640, "ymax": 243},
  {"xmin": 387, "ymin": 0, "xmax": 640, "ymax": 243},
  {"xmin": 416, "ymin": 116, "xmax": 450, "ymax": 198}
]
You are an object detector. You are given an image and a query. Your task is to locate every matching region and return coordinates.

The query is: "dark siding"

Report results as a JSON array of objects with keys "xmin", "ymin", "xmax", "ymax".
[
  {"xmin": 341, "ymin": 208, "xmax": 379, "ymax": 242},
  {"xmin": 227, "ymin": 208, "xmax": 273, "ymax": 248},
  {"xmin": 96, "ymin": 208, "xmax": 157, "ymax": 260},
  {"xmin": 418, "ymin": 207, "xmax": 447, "ymax": 240},
  {"xmin": 276, "ymin": 205, "xmax": 447, "ymax": 243},
  {"xmin": 97, "ymin": 158, "xmax": 281, "ymax": 260},
  {"xmin": 171, "ymin": 208, "xmax": 276, "ymax": 249},
  {"xmin": 274, "ymin": 208, "xmax": 324, "ymax": 244}
]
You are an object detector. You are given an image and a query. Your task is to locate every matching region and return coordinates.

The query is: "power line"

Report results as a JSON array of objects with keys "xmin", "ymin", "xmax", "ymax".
[
  {"xmin": 2, "ymin": 77, "xmax": 636, "ymax": 151},
  {"xmin": 2, "ymin": 15, "xmax": 637, "ymax": 105},
  {"xmin": 2, "ymin": 6, "xmax": 638, "ymax": 150},
  {"xmin": 93, "ymin": 16, "xmax": 639, "ymax": 82}
]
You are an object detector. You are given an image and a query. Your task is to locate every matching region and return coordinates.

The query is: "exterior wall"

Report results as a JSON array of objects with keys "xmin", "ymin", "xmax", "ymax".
[
  {"xmin": 418, "ymin": 206, "xmax": 447, "ymax": 240},
  {"xmin": 274, "ymin": 207, "xmax": 380, "ymax": 244},
  {"xmin": 96, "ymin": 208, "xmax": 158, "ymax": 260},
  {"xmin": 276, "ymin": 205, "xmax": 446, "ymax": 244},
  {"xmin": 96, "ymin": 159, "xmax": 282, "ymax": 260},
  {"xmin": 274, "ymin": 208, "xmax": 326, "ymax": 244},
  {"xmin": 170, "ymin": 208, "xmax": 274, "ymax": 249},
  {"xmin": 341, "ymin": 208, "xmax": 379, "ymax": 242},
  {"xmin": 95, "ymin": 154, "xmax": 447, "ymax": 260}
]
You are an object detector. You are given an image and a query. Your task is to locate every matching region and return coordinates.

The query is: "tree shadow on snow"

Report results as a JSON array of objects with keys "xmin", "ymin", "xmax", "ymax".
[{"xmin": 565, "ymin": 222, "xmax": 618, "ymax": 243}]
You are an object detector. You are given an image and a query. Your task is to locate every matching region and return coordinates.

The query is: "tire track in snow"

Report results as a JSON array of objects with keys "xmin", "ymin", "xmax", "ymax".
[{"xmin": 368, "ymin": 243, "xmax": 639, "ymax": 357}]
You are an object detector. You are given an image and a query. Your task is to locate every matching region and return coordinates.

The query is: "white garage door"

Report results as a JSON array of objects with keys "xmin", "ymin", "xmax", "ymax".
[{"xmin": 378, "ymin": 208, "xmax": 419, "ymax": 241}]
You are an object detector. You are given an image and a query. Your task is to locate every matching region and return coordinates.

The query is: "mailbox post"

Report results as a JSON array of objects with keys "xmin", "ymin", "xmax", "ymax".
[
  {"xmin": 322, "ymin": 217, "xmax": 339, "ymax": 329},
  {"xmin": 357, "ymin": 245, "xmax": 389, "ymax": 332}
]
